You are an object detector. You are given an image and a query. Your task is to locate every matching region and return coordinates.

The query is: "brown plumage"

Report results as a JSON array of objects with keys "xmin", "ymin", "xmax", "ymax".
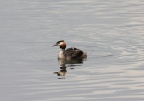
[{"xmin": 53, "ymin": 40, "xmax": 87, "ymax": 60}]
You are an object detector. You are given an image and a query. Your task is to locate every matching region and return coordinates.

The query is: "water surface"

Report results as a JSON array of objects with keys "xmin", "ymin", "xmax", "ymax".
[{"xmin": 0, "ymin": 0, "xmax": 144, "ymax": 101}]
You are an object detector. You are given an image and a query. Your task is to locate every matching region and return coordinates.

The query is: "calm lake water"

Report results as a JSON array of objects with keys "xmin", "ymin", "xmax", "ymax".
[{"xmin": 0, "ymin": 0, "xmax": 144, "ymax": 101}]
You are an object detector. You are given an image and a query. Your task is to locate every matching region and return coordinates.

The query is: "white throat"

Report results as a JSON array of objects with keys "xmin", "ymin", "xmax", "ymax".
[{"xmin": 58, "ymin": 49, "xmax": 65, "ymax": 59}]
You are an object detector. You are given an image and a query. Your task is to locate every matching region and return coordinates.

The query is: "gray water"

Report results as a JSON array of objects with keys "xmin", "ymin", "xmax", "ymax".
[{"xmin": 0, "ymin": 0, "xmax": 144, "ymax": 101}]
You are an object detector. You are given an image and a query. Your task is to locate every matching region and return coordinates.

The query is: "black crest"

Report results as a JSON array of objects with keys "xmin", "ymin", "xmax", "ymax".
[{"xmin": 56, "ymin": 40, "xmax": 64, "ymax": 44}]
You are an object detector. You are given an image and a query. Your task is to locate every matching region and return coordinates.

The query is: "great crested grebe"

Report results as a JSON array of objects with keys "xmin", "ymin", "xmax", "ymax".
[{"xmin": 53, "ymin": 40, "xmax": 87, "ymax": 60}]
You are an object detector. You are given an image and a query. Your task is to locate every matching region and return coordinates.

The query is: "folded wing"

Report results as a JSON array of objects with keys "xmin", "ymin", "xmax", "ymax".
[{"xmin": 64, "ymin": 47, "xmax": 83, "ymax": 59}]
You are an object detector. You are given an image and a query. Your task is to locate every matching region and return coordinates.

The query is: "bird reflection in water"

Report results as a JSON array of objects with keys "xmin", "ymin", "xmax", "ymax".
[
  {"xmin": 54, "ymin": 58, "xmax": 84, "ymax": 79},
  {"xmin": 53, "ymin": 40, "xmax": 87, "ymax": 79}
]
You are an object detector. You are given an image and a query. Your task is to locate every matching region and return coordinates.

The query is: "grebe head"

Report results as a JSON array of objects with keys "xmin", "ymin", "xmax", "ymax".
[{"xmin": 53, "ymin": 40, "xmax": 66, "ymax": 50}]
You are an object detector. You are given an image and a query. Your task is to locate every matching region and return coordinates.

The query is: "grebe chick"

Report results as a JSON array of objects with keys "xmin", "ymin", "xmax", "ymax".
[{"xmin": 53, "ymin": 40, "xmax": 87, "ymax": 60}]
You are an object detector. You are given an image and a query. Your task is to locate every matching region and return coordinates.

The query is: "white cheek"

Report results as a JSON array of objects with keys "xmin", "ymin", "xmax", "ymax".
[{"xmin": 59, "ymin": 42, "xmax": 63, "ymax": 45}]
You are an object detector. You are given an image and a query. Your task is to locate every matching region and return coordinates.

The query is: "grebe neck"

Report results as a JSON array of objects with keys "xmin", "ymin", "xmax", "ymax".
[{"xmin": 58, "ymin": 49, "xmax": 65, "ymax": 59}]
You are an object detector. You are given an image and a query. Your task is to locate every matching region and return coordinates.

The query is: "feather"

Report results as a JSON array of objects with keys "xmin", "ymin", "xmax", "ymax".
[{"xmin": 64, "ymin": 47, "xmax": 83, "ymax": 59}]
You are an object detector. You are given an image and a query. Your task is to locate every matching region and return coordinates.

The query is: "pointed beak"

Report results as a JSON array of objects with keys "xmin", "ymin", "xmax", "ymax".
[{"xmin": 53, "ymin": 43, "xmax": 58, "ymax": 47}]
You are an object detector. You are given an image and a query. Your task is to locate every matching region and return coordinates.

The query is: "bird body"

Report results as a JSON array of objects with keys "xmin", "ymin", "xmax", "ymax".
[{"xmin": 53, "ymin": 40, "xmax": 87, "ymax": 60}]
